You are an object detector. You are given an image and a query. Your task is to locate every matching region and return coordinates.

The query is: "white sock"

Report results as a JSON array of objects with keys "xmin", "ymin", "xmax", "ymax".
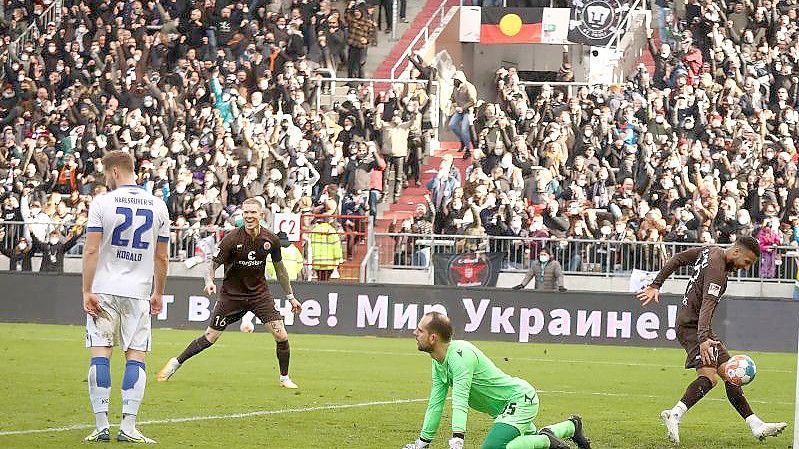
[
  {"xmin": 671, "ymin": 401, "xmax": 688, "ymax": 421},
  {"xmin": 746, "ymin": 415, "xmax": 764, "ymax": 431},
  {"xmin": 121, "ymin": 414, "xmax": 138, "ymax": 434},
  {"xmin": 121, "ymin": 360, "xmax": 147, "ymax": 432},
  {"xmin": 94, "ymin": 412, "xmax": 109, "ymax": 431},
  {"xmin": 280, "ymin": 374, "xmax": 290, "ymax": 382},
  {"xmin": 88, "ymin": 357, "xmax": 111, "ymax": 430}
]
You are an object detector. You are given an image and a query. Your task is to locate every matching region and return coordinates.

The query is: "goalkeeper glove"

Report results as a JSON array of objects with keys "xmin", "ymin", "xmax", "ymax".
[
  {"xmin": 402, "ymin": 438, "xmax": 430, "ymax": 449},
  {"xmin": 448, "ymin": 436, "xmax": 465, "ymax": 449}
]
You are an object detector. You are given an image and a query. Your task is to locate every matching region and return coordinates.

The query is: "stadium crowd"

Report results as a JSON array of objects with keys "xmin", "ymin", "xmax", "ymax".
[
  {"xmin": 400, "ymin": 0, "xmax": 799, "ymax": 279},
  {"xmin": 0, "ymin": 0, "xmax": 798, "ymax": 282},
  {"xmin": 0, "ymin": 0, "xmax": 431, "ymax": 273}
]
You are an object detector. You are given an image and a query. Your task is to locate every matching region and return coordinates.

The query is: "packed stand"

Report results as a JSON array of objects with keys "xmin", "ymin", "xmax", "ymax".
[
  {"xmin": 0, "ymin": 0, "xmax": 436, "ymax": 275},
  {"xmin": 415, "ymin": 14, "xmax": 799, "ymax": 280}
]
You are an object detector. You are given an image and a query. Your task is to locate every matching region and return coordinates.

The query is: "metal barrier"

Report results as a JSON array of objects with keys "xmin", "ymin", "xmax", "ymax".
[
  {"xmin": 6, "ymin": 217, "xmax": 797, "ymax": 284},
  {"xmin": 390, "ymin": 0, "xmax": 453, "ymax": 79},
  {"xmin": 312, "ymin": 75, "xmax": 440, "ymax": 132},
  {"xmin": 0, "ymin": 221, "xmax": 357, "ymax": 269},
  {"xmin": 516, "ymin": 81, "xmax": 594, "ymax": 99},
  {"xmin": 313, "ymin": 75, "xmax": 438, "ymax": 98},
  {"xmin": 360, "ymin": 245, "xmax": 378, "ymax": 283},
  {"xmin": 459, "ymin": 0, "xmax": 508, "ymax": 5},
  {"xmin": 605, "ymin": 0, "xmax": 645, "ymax": 50},
  {"xmin": 374, "ymin": 232, "xmax": 799, "ymax": 283},
  {"xmin": 5, "ymin": 0, "xmax": 63, "ymax": 59},
  {"xmin": 298, "ymin": 213, "xmax": 369, "ymax": 281}
]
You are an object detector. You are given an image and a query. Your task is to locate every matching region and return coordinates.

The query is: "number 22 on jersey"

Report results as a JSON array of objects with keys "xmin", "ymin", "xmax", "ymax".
[{"xmin": 111, "ymin": 206, "xmax": 154, "ymax": 249}]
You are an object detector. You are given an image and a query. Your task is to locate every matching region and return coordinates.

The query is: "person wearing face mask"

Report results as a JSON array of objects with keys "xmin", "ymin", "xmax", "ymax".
[
  {"xmin": 0, "ymin": 236, "xmax": 34, "ymax": 272},
  {"xmin": 168, "ymin": 181, "xmax": 191, "ymax": 219},
  {"xmin": 543, "ymin": 200, "xmax": 569, "ymax": 238},
  {"xmin": 21, "ymin": 194, "xmax": 53, "ymax": 243},
  {"xmin": 31, "ymin": 228, "xmax": 82, "ymax": 273},
  {"xmin": 513, "ymin": 248, "xmax": 566, "ymax": 291},
  {"xmin": 449, "ymin": 71, "xmax": 477, "ymax": 157},
  {"xmin": 647, "ymin": 27, "xmax": 673, "ymax": 89},
  {"xmin": 501, "ymin": 213, "xmax": 529, "ymax": 266},
  {"xmin": 2, "ymin": 195, "xmax": 24, "ymax": 247},
  {"xmin": 378, "ymin": 111, "xmax": 413, "ymax": 202},
  {"xmin": 436, "ymin": 196, "xmax": 461, "ymax": 235},
  {"xmin": 757, "ymin": 218, "xmax": 783, "ymax": 278},
  {"xmin": 427, "ymin": 154, "xmax": 459, "ymax": 211},
  {"xmin": 664, "ymin": 207, "xmax": 699, "ymax": 243}
]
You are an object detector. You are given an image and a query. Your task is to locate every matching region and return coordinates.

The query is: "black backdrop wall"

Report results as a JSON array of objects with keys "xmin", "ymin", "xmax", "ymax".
[{"xmin": 1, "ymin": 273, "xmax": 796, "ymax": 352}]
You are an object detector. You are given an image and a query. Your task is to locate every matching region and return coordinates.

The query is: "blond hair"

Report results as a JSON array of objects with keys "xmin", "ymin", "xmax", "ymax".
[
  {"xmin": 102, "ymin": 150, "xmax": 135, "ymax": 174},
  {"xmin": 242, "ymin": 197, "xmax": 264, "ymax": 209}
]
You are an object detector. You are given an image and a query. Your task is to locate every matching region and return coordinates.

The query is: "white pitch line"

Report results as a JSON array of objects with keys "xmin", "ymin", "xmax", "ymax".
[
  {"xmin": 7, "ymin": 337, "xmax": 794, "ymax": 374},
  {"xmin": 7, "ymin": 338, "xmax": 795, "ymax": 373},
  {"xmin": 293, "ymin": 348, "xmax": 796, "ymax": 374},
  {"xmin": 537, "ymin": 390, "xmax": 793, "ymax": 406},
  {"xmin": 1, "ymin": 387, "xmax": 793, "ymax": 437},
  {"xmin": 0, "ymin": 398, "xmax": 428, "ymax": 437}
]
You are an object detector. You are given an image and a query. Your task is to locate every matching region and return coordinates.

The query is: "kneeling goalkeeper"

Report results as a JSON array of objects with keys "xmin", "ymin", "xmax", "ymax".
[{"xmin": 402, "ymin": 312, "xmax": 591, "ymax": 449}]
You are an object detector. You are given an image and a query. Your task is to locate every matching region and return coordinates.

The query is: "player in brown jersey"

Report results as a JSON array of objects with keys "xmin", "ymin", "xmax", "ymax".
[
  {"xmin": 636, "ymin": 236, "xmax": 787, "ymax": 444},
  {"xmin": 157, "ymin": 198, "xmax": 303, "ymax": 389}
]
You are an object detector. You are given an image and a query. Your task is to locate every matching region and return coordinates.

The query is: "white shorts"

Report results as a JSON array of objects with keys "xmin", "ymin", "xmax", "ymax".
[{"xmin": 85, "ymin": 294, "xmax": 152, "ymax": 352}]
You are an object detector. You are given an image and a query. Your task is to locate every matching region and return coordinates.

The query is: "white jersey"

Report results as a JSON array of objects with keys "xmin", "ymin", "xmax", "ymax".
[{"xmin": 86, "ymin": 184, "xmax": 170, "ymax": 300}]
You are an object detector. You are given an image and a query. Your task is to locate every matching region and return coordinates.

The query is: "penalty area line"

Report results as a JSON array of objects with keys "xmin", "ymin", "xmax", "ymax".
[{"xmin": 0, "ymin": 398, "xmax": 428, "ymax": 437}]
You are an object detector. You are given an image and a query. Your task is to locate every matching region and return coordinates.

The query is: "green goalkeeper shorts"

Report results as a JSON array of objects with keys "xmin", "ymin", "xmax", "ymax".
[{"xmin": 492, "ymin": 386, "xmax": 540, "ymax": 435}]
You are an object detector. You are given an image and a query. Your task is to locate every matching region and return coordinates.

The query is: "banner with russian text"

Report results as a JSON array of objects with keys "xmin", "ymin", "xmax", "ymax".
[{"xmin": 2, "ymin": 273, "xmax": 796, "ymax": 352}]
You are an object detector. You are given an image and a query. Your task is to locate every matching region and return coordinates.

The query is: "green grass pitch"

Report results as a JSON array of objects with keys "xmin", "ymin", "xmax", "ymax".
[{"xmin": 0, "ymin": 323, "xmax": 794, "ymax": 449}]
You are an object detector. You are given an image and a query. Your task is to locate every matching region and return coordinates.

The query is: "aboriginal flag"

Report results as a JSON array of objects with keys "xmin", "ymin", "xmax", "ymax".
[{"xmin": 480, "ymin": 7, "xmax": 543, "ymax": 44}]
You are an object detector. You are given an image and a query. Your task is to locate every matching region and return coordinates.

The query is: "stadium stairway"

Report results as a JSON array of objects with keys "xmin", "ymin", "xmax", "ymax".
[
  {"xmin": 369, "ymin": 3, "xmax": 659, "ymax": 232},
  {"xmin": 370, "ymin": 0, "xmax": 460, "ymax": 79},
  {"xmin": 375, "ymin": 141, "xmax": 467, "ymax": 232}
]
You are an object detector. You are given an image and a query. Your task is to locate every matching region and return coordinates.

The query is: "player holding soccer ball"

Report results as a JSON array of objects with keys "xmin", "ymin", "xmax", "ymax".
[
  {"xmin": 157, "ymin": 198, "xmax": 303, "ymax": 388},
  {"xmin": 637, "ymin": 236, "xmax": 787, "ymax": 444},
  {"xmin": 402, "ymin": 312, "xmax": 591, "ymax": 449}
]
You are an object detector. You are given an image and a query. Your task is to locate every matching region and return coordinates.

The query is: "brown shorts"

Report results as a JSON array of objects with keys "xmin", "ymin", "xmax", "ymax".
[
  {"xmin": 209, "ymin": 297, "xmax": 283, "ymax": 331},
  {"xmin": 677, "ymin": 326, "xmax": 731, "ymax": 370}
]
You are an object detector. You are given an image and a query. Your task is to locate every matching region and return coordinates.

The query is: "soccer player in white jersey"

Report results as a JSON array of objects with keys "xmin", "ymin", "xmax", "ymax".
[{"xmin": 82, "ymin": 150, "xmax": 170, "ymax": 443}]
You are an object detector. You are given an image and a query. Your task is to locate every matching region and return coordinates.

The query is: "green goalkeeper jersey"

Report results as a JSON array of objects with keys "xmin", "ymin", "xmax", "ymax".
[{"xmin": 419, "ymin": 340, "xmax": 535, "ymax": 440}]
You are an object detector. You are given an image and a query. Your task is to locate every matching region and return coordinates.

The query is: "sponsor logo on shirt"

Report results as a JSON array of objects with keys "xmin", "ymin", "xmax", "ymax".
[
  {"xmin": 708, "ymin": 282, "xmax": 721, "ymax": 297},
  {"xmin": 237, "ymin": 249, "xmax": 265, "ymax": 267}
]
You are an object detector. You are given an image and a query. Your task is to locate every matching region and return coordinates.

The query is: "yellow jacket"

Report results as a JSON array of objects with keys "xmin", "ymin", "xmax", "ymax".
[
  {"xmin": 309, "ymin": 222, "xmax": 343, "ymax": 270},
  {"xmin": 266, "ymin": 244, "xmax": 304, "ymax": 280}
]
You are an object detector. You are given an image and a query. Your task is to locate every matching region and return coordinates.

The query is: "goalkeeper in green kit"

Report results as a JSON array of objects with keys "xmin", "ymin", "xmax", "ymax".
[{"xmin": 402, "ymin": 312, "xmax": 591, "ymax": 449}]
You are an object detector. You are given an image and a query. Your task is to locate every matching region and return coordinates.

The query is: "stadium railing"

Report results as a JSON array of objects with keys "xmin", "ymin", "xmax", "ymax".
[
  {"xmin": 0, "ymin": 219, "xmax": 364, "ymax": 270},
  {"xmin": 6, "ymin": 220, "xmax": 796, "ymax": 284},
  {"xmin": 312, "ymin": 74, "xmax": 439, "ymax": 114},
  {"xmin": 605, "ymin": 0, "xmax": 644, "ymax": 50},
  {"xmin": 389, "ymin": 0, "xmax": 453, "ymax": 79},
  {"xmin": 5, "ymin": 0, "xmax": 63, "ymax": 58},
  {"xmin": 373, "ymin": 232, "xmax": 799, "ymax": 283},
  {"xmin": 312, "ymin": 74, "xmax": 441, "ymax": 149},
  {"xmin": 516, "ymin": 81, "xmax": 594, "ymax": 100},
  {"xmin": 459, "ymin": 0, "xmax": 508, "ymax": 5}
]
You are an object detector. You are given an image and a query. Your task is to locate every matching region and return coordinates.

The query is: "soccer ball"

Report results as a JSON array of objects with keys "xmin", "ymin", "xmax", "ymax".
[
  {"xmin": 722, "ymin": 355, "xmax": 757, "ymax": 386},
  {"xmin": 240, "ymin": 320, "xmax": 255, "ymax": 333}
]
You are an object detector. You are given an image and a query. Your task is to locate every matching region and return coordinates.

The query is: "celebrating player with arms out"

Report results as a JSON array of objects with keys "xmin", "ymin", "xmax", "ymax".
[
  {"xmin": 637, "ymin": 236, "xmax": 787, "ymax": 444},
  {"xmin": 83, "ymin": 151, "xmax": 170, "ymax": 443},
  {"xmin": 403, "ymin": 312, "xmax": 591, "ymax": 449},
  {"xmin": 157, "ymin": 198, "xmax": 303, "ymax": 388}
]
